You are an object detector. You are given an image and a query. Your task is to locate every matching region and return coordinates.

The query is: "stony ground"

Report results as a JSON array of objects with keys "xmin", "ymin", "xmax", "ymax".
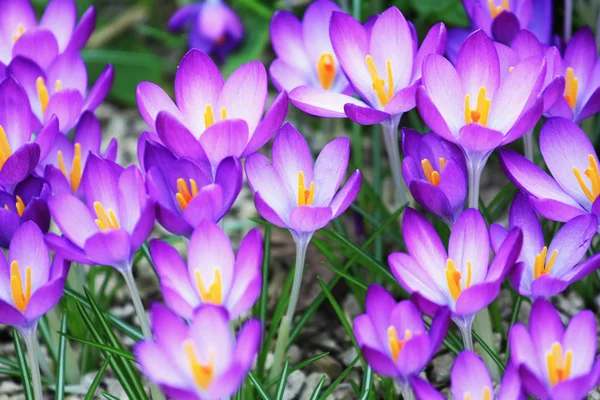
[{"xmin": 1, "ymin": 105, "xmax": 600, "ymax": 399}]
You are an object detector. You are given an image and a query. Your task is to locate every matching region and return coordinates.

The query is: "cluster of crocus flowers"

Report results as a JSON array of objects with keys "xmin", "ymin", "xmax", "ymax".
[
  {"xmin": 136, "ymin": 49, "xmax": 288, "ymax": 173},
  {"xmin": 169, "ymin": 0, "xmax": 244, "ymax": 64},
  {"xmin": 135, "ymin": 304, "xmax": 261, "ymax": 399},
  {"xmin": 353, "ymin": 285, "xmax": 449, "ymax": 398},
  {"xmin": 509, "ymin": 299, "xmax": 600, "ymax": 399},
  {"xmin": 491, "ymin": 193, "xmax": 600, "ymax": 298},
  {"xmin": 149, "ymin": 221, "xmax": 262, "ymax": 320},
  {"xmin": 418, "ymin": 29, "xmax": 545, "ymax": 207},
  {"xmin": 500, "ymin": 117, "xmax": 600, "ymax": 224},
  {"xmin": 246, "ymin": 122, "xmax": 361, "ymax": 376},
  {"xmin": 401, "ymin": 128, "xmax": 467, "ymax": 226},
  {"xmin": 389, "ymin": 207, "xmax": 522, "ymax": 348}
]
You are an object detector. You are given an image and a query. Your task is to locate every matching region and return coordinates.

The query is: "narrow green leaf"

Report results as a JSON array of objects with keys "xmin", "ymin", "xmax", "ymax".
[
  {"xmin": 473, "ymin": 330, "xmax": 505, "ymax": 373},
  {"xmin": 57, "ymin": 333, "xmax": 136, "ymax": 361},
  {"xmin": 257, "ymin": 226, "xmax": 271, "ymax": 325},
  {"xmin": 101, "ymin": 392, "xmax": 121, "ymax": 400},
  {"xmin": 37, "ymin": 317, "xmax": 58, "ymax": 364},
  {"xmin": 0, "ymin": 355, "xmax": 19, "ymax": 369},
  {"xmin": 359, "ymin": 366, "xmax": 373, "ymax": 400},
  {"xmin": 247, "ymin": 371, "xmax": 271, "ymax": 400},
  {"xmin": 319, "ymin": 356, "xmax": 360, "ymax": 399},
  {"xmin": 321, "ymin": 262, "xmax": 368, "ymax": 290},
  {"xmin": 55, "ymin": 313, "xmax": 68, "ymax": 400},
  {"xmin": 309, "ymin": 375, "xmax": 328, "ymax": 400},
  {"xmin": 265, "ymin": 352, "xmax": 331, "ymax": 388},
  {"xmin": 13, "ymin": 329, "xmax": 33, "ymax": 400},
  {"xmin": 274, "ymin": 357, "xmax": 290, "ymax": 400},
  {"xmin": 85, "ymin": 356, "xmax": 112, "ymax": 400}
]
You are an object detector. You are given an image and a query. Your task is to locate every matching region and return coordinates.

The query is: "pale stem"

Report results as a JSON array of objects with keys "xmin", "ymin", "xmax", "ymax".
[
  {"xmin": 400, "ymin": 385, "xmax": 415, "ymax": 400},
  {"xmin": 564, "ymin": 0, "xmax": 573, "ymax": 42},
  {"xmin": 269, "ymin": 235, "xmax": 310, "ymax": 380},
  {"xmin": 381, "ymin": 119, "xmax": 408, "ymax": 206},
  {"xmin": 466, "ymin": 152, "xmax": 491, "ymax": 210},
  {"xmin": 473, "ymin": 309, "xmax": 501, "ymax": 381},
  {"xmin": 121, "ymin": 267, "xmax": 152, "ymax": 340},
  {"xmin": 454, "ymin": 316, "xmax": 474, "ymax": 351},
  {"xmin": 523, "ymin": 130, "xmax": 534, "ymax": 161},
  {"xmin": 23, "ymin": 329, "xmax": 43, "ymax": 400}
]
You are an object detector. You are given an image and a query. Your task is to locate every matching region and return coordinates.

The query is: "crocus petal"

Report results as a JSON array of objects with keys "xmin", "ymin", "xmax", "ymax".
[
  {"xmin": 290, "ymin": 86, "xmax": 368, "ymax": 118},
  {"xmin": 416, "ymin": 88, "xmax": 457, "ymax": 143},
  {"xmin": 44, "ymin": 89, "xmax": 83, "ymax": 132},
  {"xmin": 243, "ymin": 90, "xmax": 288, "ymax": 157},
  {"xmin": 562, "ymin": 310, "xmax": 597, "ymax": 376},
  {"xmin": 451, "ymin": 351, "xmax": 493, "ymax": 400},
  {"xmin": 449, "ymin": 208, "xmax": 489, "ymax": 285},
  {"xmin": 253, "ymin": 192, "xmax": 288, "ymax": 229},
  {"xmin": 0, "ymin": 143, "xmax": 40, "ymax": 186},
  {"xmin": 509, "ymin": 192, "xmax": 544, "ymax": 267},
  {"xmin": 269, "ymin": 59, "xmax": 309, "ymax": 92},
  {"xmin": 330, "ymin": 170, "xmax": 361, "ymax": 219},
  {"xmin": 134, "ymin": 342, "xmax": 187, "ymax": 388},
  {"xmin": 491, "ymin": 11, "xmax": 521, "ymax": 45},
  {"xmin": 289, "ymin": 206, "xmax": 332, "ymax": 233},
  {"xmin": 65, "ymin": 6, "xmax": 96, "ymax": 53},
  {"xmin": 576, "ymin": 87, "xmax": 600, "ymax": 123},
  {"xmin": 245, "ymin": 153, "xmax": 290, "ymax": 220},
  {"xmin": 233, "ymin": 319, "xmax": 262, "ymax": 369},
  {"xmin": 458, "ymin": 124, "xmax": 505, "ymax": 153},
  {"xmin": 183, "ymin": 184, "xmax": 225, "ymax": 226},
  {"xmin": 136, "ymin": 82, "xmax": 181, "ymax": 131},
  {"xmin": 529, "ymin": 274, "xmax": 570, "ymax": 298},
  {"xmin": 411, "ymin": 377, "xmax": 445, "ymax": 400},
  {"xmin": 12, "ymin": 28, "xmax": 58, "ymax": 69},
  {"xmin": 312, "ymin": 137, "xmax": 349, "ymax": 206},
  {"xmin": 24, "ymin": 273, "xmax": 67, "ymax": 320},
  {"xmin": 509, "ymin": 323, "xmax": 541, "ymax": 376},
  {"xmin": 455, "ymin": 281, "xmax": 500, "ymax": 315},
  {"xmin": 408, "ymin": 180, "xmax": 454, "ymax": 226},
  {"xmin": 83, "ymin": 64, "xmax": 114, "ymax": 112},
  {"xmin": 34, "ymin": 116, "xmax": 58, "ymax": 161},
  {"xmin": 46, "ymin": 52, "xmax": 87, "ymax": 96},
  {"xmin": 40, "ymin": 0, "xmax": 76, "ymax": 51},
  {"xmin": 564, "ymin": 27, "xmax": 596, "ymax": 86},
  {"xmin": 529, "ymin": 299, "xmax": 563, "ymax": 365},
  {"xmin": 0, "ymin": 76, "xmax": 31, "ymax": 149},
  {"xmin": 226, "ymin": 229, "xmax": 262, "ymax": 318},
  {"xmin": 83, "ymin": 230, "xmax": 132, "ymax": 268},
  {"xmin": 0, "ymin": 299, "xmax": 26, "ymax": 326},
  {"xmin": 456, "ymin": 30, "xmax": 500, "ymax": 98},
  {"xmin": 9, "ymin": 221, "xmax": 50, "ymax": 291},
  {"xmin": 214, "ymin": 156, "xmax": 243, "ymax": 211},
  {"xmin": 344, "ymin": 103, "xmax": 390, "ymax": 125},
  {"xmin": 272, "ymin": 122, "xmax": 313, "ymax": 198},
  {"xmin": 155, "ymin": 111, "xmax": 207, "ymax": 162},
  {"xmin": 270, "ymin": 10, "xmax": 311, "ymax": 73},
  {"xmin": 486, "ymin": 228, "xmax": 523, "ymax": 282},
  {"xmin": 413, "ymin": 22, "xmax": 447, "ymax": 81},
  {"xmin": 547, "ymin": 214, "xmax": 596, "ymax": 276},
  {"xmin": 198, "ymin": 119, "xmax": 249, "ymax": 167},
  {"xmin": 388, "ymin": 252, "xmax": 447, "ymax": 305},
  {"xmin": 48, "ymin": 194, "xmax": 97, "ymax": 248}
]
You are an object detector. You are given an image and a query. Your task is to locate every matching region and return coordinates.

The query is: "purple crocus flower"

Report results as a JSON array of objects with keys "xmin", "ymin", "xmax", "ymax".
[
  {"xmin": 136, "ymin": 49, "xmax": 288, "ymax": 173},
  {"xmin": 169, "ymin": 0, "xmax": 244, "ymax": 64},
  {"xmin": 0, "ymin": 77, "xmax": 58, "ymax": 187},
  {"xmin": 0, "ymin": 0, "xmax": 97, "ymax": 68},
  {"xmin": 270, "ymin": 0, "xmax": 350, "ymax": 97},
  {"xmin": 135, "ymin": 304, "xmax": 261, "ymax": 399},
  {"xmin": 6, "ymin": 53, "xmax": 114, "ymax": 133},
  {"xmin": 245, "ymin": 122, "xmax": 361, "ymax": 243},
  {"xmin": 0, "ymin": 221, "xmax": 69, "ymax": 333},
  {"xmin": 150, "ymin": 221, "xmax": 262, "ymax": 321},
  {"xmin": 401, "ymin": 128, "xmax": 467, "ymax": 226},
  {"xmin": 42, "ymin": 111, "xmax": 117, "ymax": 197},
  {"xmin": 447, "ymin": 0, "xmax": 552, "ymax": 60},
  {"xmin": 509, "ymin": 299, "xmax": 600, "ymax": 399},
  {"xmin": 418, "ymin": 29, "xmax": 546, "ymax": 207},
  {"xmin": 500, "ymin": 117, "xmax": 600, "ymax": 224},
  {"xmin": 490, "ymin": 193, "xmax": 600, "ymax": 298},
  {"xmin": 0, "ymin": 175, "xmax": 51, "ymax": 248},
  {"xmin": 545, "ymin": 27, "xmax": 600, "ymax": 123},
  {"xmin": 388, "ymin": 207, "xmax": 522, "ymax": 349},
  {"xmin": 412, "ymin": 351, "xmax": 526, "ymax": 400},
  {"xmin": 45, "ymin": 154, "xmax": 154, "ymax": 270},
  {"xmin": 353, "ymin": 284, "xmax": 449, "ymax": 396},
  {"xmin": 142, "ymin": 139, "xmax": 241, "ymax": 237}
]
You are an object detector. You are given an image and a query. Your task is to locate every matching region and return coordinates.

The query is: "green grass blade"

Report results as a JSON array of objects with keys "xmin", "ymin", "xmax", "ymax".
[
  {"xmin": 247, "ymin": 371, "xmax": 271, "ymax": 400},
  {"xmin": 258, "ymin": 226, "xmax": 271, "ymax": 325},
  {"xmin": 0, "ymin": 355, "xmax": 19, "ymax": 369},
  {"xmin": 319, "ymin": 356, "xmax": 360, "ymax": 400},
  {"xmin": 359, "ymin": 366, "xmax": 373, "ymax": 400},
  {"xmin": 57, "ymin": 333, "xmax": 136, "ymax": 361},
  {"xmin": 473, "ymin": 330, "xmax": 505, "ymax": 373},
  {"xmin": 84, "ymin": 356, "xmax": 112, "ymax": 400},
  {"xmin": 309, "ymin": 375, "xmax": 328, "ymax": 400},
  {"xmin": 274, "ymin": 357, "xmax": 290, "ymax": 400},
  {"xmin": 55, "ymin": 313, "xmax": 68, "ymax": 400},
  {"xmin": 13, "ymin": 329, "xmax": 33, "ymax": 400},
  {"xmin": 265, "ymin": 352, "xmax": 330, "ymax": 388},
  {"xmin": 37, "ymin": 317, "xmax": 58, "ymax": 364},
  {"xmin": 101, "ymin": 392, "xmax": 121, "ymax": 400}
]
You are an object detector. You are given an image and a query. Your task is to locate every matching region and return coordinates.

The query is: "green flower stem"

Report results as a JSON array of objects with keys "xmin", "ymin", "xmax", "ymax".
[{"xmin": 23, "ymin": 330, "xmax": 43, "ymax": 400}]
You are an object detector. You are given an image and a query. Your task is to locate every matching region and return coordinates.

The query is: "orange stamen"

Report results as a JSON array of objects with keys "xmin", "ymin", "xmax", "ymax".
[
  {"xmin": 10, "ymin": 261, "xmax": 31, "ymax": 312},
  {"xmin": 317, "ymin": 53, "xmax": 336, "ymax": 90}
]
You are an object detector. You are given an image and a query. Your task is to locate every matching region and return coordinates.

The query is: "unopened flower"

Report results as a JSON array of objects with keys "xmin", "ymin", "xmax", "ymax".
[{"xmin": 150, "ymin": 221, "xmax": 262, "ymax": 320}]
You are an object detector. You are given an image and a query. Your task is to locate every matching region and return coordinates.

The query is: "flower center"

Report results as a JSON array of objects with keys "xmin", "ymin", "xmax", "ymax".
[
  {"xmin": 4, "ymin": 195, "xmax": 25, "ymax": 217},
  {"xmin": 36, "ymin": 77, "xmax": 61, "ymax": 115},
  {"xmin": 365, "ymin": 55, "xmax": 394, "ymax": 106},
  {"xmin": 195, "ymin": 268, "xmax": 223, "ymax": 305},
  {"xmin": 445, "ymin": 259, "xmax": 472, "ymax": 301},
  {"xmin": 10, "ymin": 261, "xmax": 31, "ymax": 312},
  {"xmin": 464, "ymin": 387, "xmax": 492, "ymax": 400},
  {"xmin": 297, "ymin": 171, "xmax": 315, "ymax": 206},
  {"xmin": 0, "ymin": 125, "xmax": 12, "ymax": 169},
  {"xmin": 573, "ymin": 154, "xmax": 600, "ymax": 202},
  {"xmin": 564, "ymin": 67, "xmax": 578, "ymax": 110},
  {"xmin": 547, "ymin": 342, "xmax": 572, "ymax": 386},
  {"xmin": 464, "ymin": 86, "xmax": 491, "ymax": 126},
  {"xmin": 57, "ymin": 143, "xmax": 83, "ymax": 193},
  {"xmin": 387, "ymin": 326, "xmax": 411, "ymax": 362},
  {"xmin": 317, "ymin": 52, "xmax": 336, "ymax": 90},
  {"xmin": 488, "ymin": 0, "xmax": 509, "ymax": 18},
  {"xmin": 204, "ymin": 104, "xmax": 227, "ymax": 129},
  {"xmin": 176, "ymin": 178, "xmax": 199, "ymax": 211},
  {"xmin": 94, "ymin": 201, "xmax": 119, "ymax": 230},
  {"xmin": 13, "ymin": 24, "xmax": 24, "ymax": 42},
  {"xmin": 533, "ymin": 246, "xmax": 558, "ymax": 279},
  {"xmin": 184, "ymin": 341, "xmax": 215, "ymax": 390},
  {"xmin": 421, "ymin": 158, "xmax": 447, "ymax": 187}
]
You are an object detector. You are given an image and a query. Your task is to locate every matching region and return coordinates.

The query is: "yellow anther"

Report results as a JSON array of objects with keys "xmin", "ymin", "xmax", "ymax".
[
  {"xmin": 58, "ymin": 143, "xmax": 83, "ymax": 193},
  {"xmin": 0, "ymin": 125, "xmax": 12, "ymax": 168},
  {"xmin": 547, "ymin": 342, "xmax": 572, "ymax": 386},
  {"xmin": 564, "ymin": 67, "xmax": 578, "ymax": 110},
  {"xmin": 509, "ymin": 66, "xmax": 515, "ymax": 72},
  {"xmin": 55, "ymin": 80, "xmax": 62, "ymax": 92},
  {"xmin": 221, "ymin": 106, "xmax": 227, "ymax": 120},
  {"xmin": 365, "ymin": 55, "xmax": 394, "ymax": 106},
  {"xmin": 15, "ymin": 195, "xmax": 25, "ymax": 217},
  {"xmin": 13, "ymin": 24, "xmax": 24, "ymax": 42},
  {"xmin": 204, "ymin": 104, "xmax": 215, "ymax": 129},
  {"xmin": 93, "ymin": 201, "xmax": 119, "ymax": 230},
  {"xmin": 445, "ymin": 259, "xmax": 472, "ymax": 301},
  {"xmin": 317, "ymin": 52, "xmax": 336, "ymax": 90},
  {"xmin": 184, "ymin": 342, "xmax": 215, "ymax": 390},
  {"xmin": 387, "ymin": 326, "xmax": 411, "ymax": 362},
  {"xmin": 489, "ymin": 0, "xmax": 509, "ymax": 18},
  {"xmin": 195, "ymin": 268, "xmax": 223, "ymax": 305},
  {"xmin": 573, "ymin": 154, "xmax": 600, "ymax": 202},
  {"xmin": 533, "ymin": 246, "xmax": 559, "ymax": 279},
  {"xmin": 464, "ymin": 86, "xmax": 491, "ymax": 126},
  {"xmin": 297, "ymin": 171, "xmax": 315, "ymax": 206},
  {"xmin": 421, "ymin": 158, "xmax": 446, "ymax": 187},
  {"xmin": 175, "ymin": 178, "xmax": 199, "ymax": 211},
  {"xmin": 10, "ymin": 261, "xmax": 31, "ymax": 312},
  {"xmin": 36, "ymin": 77, "xmax": 50, "ymax": 115},
  {"xmin": 483, "ymin": 387, "xmax": 492, "ymax": 400}
]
